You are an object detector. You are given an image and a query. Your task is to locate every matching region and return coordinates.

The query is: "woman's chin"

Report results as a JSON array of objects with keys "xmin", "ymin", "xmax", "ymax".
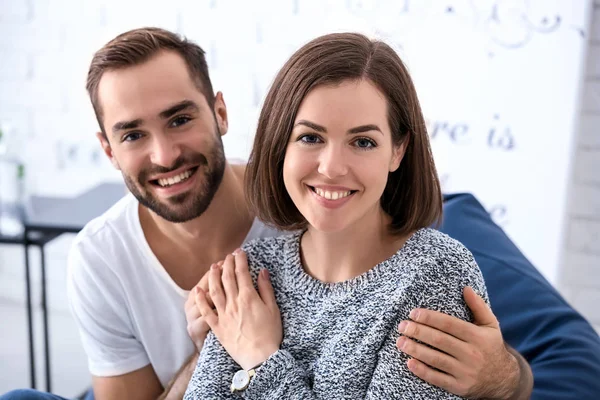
[{"xmin": 306, "ymin": 219, "xmax": 350, "ymax": 234}]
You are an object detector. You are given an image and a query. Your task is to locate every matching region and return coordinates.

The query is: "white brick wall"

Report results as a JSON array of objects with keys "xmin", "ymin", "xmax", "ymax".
[
  {"xmin": 0, "ymin": 0, "xmax": 597, "ymax": 323},
  {"xmin": 559, "ymin": 0, "xmax": 600, "ymax": 335}
]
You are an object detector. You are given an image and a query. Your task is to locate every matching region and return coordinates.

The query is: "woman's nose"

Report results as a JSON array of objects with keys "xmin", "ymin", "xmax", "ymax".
[{"xmin": 317, "ymin": 145, "xmax": 349, "ymax": 179}]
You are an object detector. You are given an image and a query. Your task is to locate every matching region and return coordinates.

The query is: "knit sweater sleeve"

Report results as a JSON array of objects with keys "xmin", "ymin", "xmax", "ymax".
[
  {"xmin": 242, "ymin": 349, "xmax": 318, "ymax": 400},
  {"xmin": 364, "ymin": 247, "xmax": 488, "ymax": 399},
  {"xmin": 183, "ymin": 334, "xmax": 314, "ymax": 400}
]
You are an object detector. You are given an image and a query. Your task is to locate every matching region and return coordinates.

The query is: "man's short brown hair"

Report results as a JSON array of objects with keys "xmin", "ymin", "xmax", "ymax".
[
  {"xmin": 86, "ymin": 27, "xmax": 215, "ymax": 135},
  {"xmin": 245, "ymin": 32, "xmax": 442, "ymax": 236}
]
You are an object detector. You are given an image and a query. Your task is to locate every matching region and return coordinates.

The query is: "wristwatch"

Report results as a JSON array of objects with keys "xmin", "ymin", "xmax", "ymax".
[{"xmin": 230, "ymin": 363, "xmax": 262, "ymax": 393}]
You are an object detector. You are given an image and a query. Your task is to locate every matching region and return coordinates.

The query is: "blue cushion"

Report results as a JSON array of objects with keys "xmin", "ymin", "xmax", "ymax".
[{"xmin": 439, "ymin": 193, "xmax": 600, "ymax": 399}]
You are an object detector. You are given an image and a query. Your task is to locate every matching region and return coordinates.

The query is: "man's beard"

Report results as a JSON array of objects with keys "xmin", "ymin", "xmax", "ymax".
[{"xmin": 123, "ymin": 136, "xmax": 226, "ymax": 223}]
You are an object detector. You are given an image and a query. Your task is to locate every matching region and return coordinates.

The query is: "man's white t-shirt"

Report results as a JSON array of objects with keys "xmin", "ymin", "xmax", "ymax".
[{"xmin": 66, "ymin": 193, "xmax": 281, "ymax": 387}]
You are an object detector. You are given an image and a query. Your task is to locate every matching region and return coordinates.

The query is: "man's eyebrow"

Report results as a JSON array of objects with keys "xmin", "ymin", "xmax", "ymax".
[
  {"xmin": 112, "ymin": 119, "xmax": 143, "ymax": 135},
  {"xmin": 159, "ymin": 100, "xmax": 200, "ymax": 119},
  {"xmin": 111, "ymin": 100, "xmax": 201, "ymax": 136}
]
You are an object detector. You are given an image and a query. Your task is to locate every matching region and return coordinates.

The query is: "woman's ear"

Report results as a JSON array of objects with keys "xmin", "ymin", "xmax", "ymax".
[{"xmin": 390, "ymin": 134, "xmax": 410, "ymax": 172}]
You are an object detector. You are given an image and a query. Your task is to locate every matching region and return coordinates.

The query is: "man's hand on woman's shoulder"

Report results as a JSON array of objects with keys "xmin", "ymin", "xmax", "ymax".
[{"xmin": 397, "ymin": 287, "xmax": 533, "ymax": 399}]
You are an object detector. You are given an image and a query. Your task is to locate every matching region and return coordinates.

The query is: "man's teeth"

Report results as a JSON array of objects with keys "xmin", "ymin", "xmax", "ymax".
[
  {"xmin": 157, "ymin": 170, "xmax": 193, "ymax": 187},
  {"xmin": 314, "ymin": 187, "xmax": 352, "ymax": 200}
]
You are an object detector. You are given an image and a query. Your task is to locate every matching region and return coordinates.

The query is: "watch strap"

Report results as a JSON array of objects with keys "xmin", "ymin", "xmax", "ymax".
[{"xmin": 230, "ymin": 362, "xmax": 264, "ymax": 393}]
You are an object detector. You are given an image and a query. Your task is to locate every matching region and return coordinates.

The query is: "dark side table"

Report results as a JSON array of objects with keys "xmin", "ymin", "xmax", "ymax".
[{"xmin": 0, "ymin": 182, "xmax": 126, "ymax": 392}]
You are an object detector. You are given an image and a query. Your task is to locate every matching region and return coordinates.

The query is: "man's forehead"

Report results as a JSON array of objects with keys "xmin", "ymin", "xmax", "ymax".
[{"xmin": 97, "ymin": 57, "xmax": 208, "ymax": 125}]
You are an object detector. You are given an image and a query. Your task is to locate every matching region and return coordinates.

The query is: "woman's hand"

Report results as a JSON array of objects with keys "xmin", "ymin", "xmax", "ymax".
[{"xmin": 196, "ymin": 249, "xmax": 282, "ymax": 370}]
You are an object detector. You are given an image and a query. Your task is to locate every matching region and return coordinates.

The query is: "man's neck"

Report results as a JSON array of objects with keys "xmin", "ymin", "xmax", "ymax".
[
  {"xmin": 300, "ymin": 208, "xmax": 410, "ymax": 283},
  {"xmin": 139, "ymin": 163, "xmax": 254, "ymax": 290}
]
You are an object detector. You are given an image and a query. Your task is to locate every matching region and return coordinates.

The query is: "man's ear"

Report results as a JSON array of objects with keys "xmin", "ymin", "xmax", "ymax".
[
  {"xmin": 390, "ymin": 134, "xmax": 410, "ymax": 173},
  {"xmin": 96, "ymin": 131, "xmax": 120, "ymax": 170},
  {"xmin": 213, "ymin": 91, "xmax": 229, "ymax": 136}
]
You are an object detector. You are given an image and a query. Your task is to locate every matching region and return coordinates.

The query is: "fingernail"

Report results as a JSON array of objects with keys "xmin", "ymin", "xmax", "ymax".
[
  {"xmin": 409, "ymin": 309, "xmax": 419, "ymax": 321},
  {"xmin": 407, "ymin": 359, "xmax": 417, "ymax": 371},
  {"xmin": 232, "ymin": 248, "xmax": 242, "ymax": 255},
  {"xmin": 195, "ymin": 286, "xmax": 200, "ymax": 294},
  {"xmin": 263, "ymin": 269, "xmax": 269, "ymax": 279},
  {"xmin": 398, "ymin": 321, "xmax": 408, "ymax": 333},
  {"xmin": 211, "ymin": 264, "xmax": 219, "ymax": 270},
  {"xmin": 397, "ymin": 336, "xmax": 407, "ymax": 350}
]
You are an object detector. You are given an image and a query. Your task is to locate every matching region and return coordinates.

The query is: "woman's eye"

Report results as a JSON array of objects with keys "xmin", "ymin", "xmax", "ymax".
[
  {"xmin": 355, "ymin": 138, "xmax": 376, "ymax": 149},
  {"xmin": 299, "ymin": 134, "xmax": 322, "ymax": 144},
  {"xmin": 170, "ymin": 116, "xmax": 191, "ymax": 128},
  {"xmin": 123, "ymin": 132, "xmax": 143, "ymax": 142}
]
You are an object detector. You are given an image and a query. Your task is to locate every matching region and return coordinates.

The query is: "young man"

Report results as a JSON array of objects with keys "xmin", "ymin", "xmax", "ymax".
[{"xmin": 3, "ymin": 27, "xmax": 599, "ymax": 400}]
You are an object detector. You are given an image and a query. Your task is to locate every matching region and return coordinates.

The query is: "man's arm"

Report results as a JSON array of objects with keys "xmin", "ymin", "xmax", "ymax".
[
  {"xmin": 158, "ymin": 352, "xmax": 198, "ymax": 400},
  {"xmin": 92, "ymin": 353, "xmax": 199, "ymax": 400},
  {"xmin": 440, "ymin": 192, "xmax": 600, "ymax": 398},
  {"xmin": 153, "ymin": 279, "xmax": 213, "ymax": 399},
  {"xmin": 68, "ymin": 241, "xmax": 169, "ymax": 400},
  {"xmin": 156, "ymin": 278, "xmax": 213, "ymax": 400},
  {"xmin": 506, "ymin": 345, "xmax": 534, "ymax": 400},
  {"xmin": 93, "ymin": 365, "xmax": 163, "ymax": 400}
]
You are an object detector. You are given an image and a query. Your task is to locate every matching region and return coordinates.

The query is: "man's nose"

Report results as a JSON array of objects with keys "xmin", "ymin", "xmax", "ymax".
[{"xmin": 149, "ymin": 135, "xmax": 182, "ymax": 168}]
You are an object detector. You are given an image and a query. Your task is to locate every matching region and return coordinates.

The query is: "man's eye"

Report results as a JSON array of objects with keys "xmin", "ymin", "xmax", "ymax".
[
  {"xmin": 298, "ymin": 134, "xmax": 322, "ymax": 144},
  {"xmin": 170, "ymin": 116, "xmax": 191, "ymax": 128},
  {"xmin": 123, "ymin": 132, "xmax": 143, "ymax": 142}
]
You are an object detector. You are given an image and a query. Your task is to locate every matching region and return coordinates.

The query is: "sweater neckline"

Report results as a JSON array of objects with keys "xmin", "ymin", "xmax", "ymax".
[{"xmin": 282, "ymin": 228, "xmax": 428, "ymax": 297}]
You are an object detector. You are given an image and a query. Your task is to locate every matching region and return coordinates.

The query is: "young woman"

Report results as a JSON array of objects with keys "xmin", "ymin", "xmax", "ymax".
[{"xmin": 184, "ymin": 32, "xmax": 488, "ymax": 399}]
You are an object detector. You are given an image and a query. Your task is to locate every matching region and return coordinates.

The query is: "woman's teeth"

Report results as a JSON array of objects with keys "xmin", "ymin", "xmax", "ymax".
[{"xmin": 314, "ymin": 187, "xmax": 352, "ymax": 200}]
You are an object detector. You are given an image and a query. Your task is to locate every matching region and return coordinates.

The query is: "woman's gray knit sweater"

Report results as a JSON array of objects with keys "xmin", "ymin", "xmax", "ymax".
[{"xmin": 184, "ymin": 228, "xmax": 488, "ymax": 399}]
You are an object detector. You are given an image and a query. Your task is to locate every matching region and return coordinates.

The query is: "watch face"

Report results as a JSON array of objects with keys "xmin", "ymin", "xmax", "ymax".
[{"xmin": 232, "ymin": 370, "xmax": 250, "ymax": 390}]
